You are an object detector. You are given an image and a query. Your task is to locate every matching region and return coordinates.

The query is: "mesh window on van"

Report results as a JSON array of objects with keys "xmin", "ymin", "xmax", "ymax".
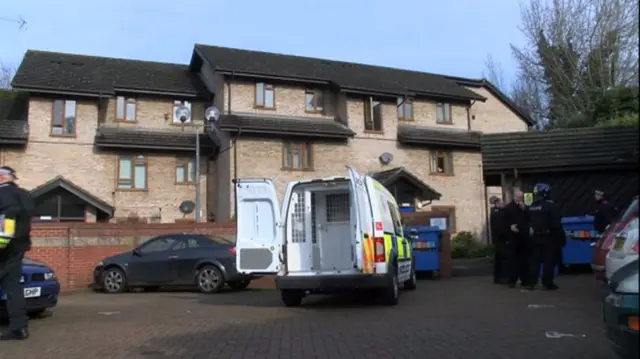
[{"xmin": 291, "ymin": 192, "xmax": 306, "ymax": 243}]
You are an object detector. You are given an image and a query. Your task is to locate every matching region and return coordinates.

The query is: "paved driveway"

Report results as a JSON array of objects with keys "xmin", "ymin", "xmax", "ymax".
[{"xmin": 1, "ymin": 274, "xmax": 615, "ymax": 359}]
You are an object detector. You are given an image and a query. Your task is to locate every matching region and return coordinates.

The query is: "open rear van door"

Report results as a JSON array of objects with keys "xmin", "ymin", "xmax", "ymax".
[
  {"xmin": 347, "ymin": 166, "xmax": 370, "ymax": 272},
  {"xmin": 235, "ymin": 178, "xmax": 282, "ymax": 275}
]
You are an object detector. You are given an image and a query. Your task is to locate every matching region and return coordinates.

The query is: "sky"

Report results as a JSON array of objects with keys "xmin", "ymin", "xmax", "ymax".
[{"xmin": 1, "ymin": 0, "xmax": 526, "ymax": 87}]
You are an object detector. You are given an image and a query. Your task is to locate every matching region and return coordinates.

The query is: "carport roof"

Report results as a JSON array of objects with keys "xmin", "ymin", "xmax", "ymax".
[
  {"xmin": 370, "ymin": 167, "xmax": 442, "ymax": 201},
  {"xmin": 30, "ymin": 176, "xmax": 114, "ymax": 216}
]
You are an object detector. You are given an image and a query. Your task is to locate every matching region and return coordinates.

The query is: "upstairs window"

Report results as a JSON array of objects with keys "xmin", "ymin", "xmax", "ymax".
[
  {"xmin": 255, "ymin": 82, "xmax": 275, "ymax": 109},
  {"xmin": 305, "ymin": 89, "xmax": 324, "ymax": 113},
  {"xmin": 51, "ymin": 100, "xmax": 76, "ymax": 136},
  {"xmin": 117, "ymin": 155, "xmax": 147, "ymax": 190},
  {"xmin": 115, "ymin": 96, "xmax": 136, "ymax": 122},
  {"xmin": 173, "ymin": 100, "xmax": 192, "ymax": 124},
  {"xmin": 397, "ymin": 97, "xmax": 413, "ymax": 121},
  {"xmin": 364, "ymin": 97, "xmax": 383, "ymax": 132},
  {"xmin": 283, "ymin": 142, "xmax": 312, "ymax": 170},
  {"xmin": 430, "ymin": 150, "xmax": 454, "ymax": 175},
  {"xmin": 436, "ymin": 102, "xmax": 452, "ymax": 124},
  {"xmin": 176, "ymin": 158, "xmax": 196, "ymax": 184}
]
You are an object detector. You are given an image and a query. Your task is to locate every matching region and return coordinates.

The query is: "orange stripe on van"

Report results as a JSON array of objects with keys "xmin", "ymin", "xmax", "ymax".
[{"xmin": 362, "ymin": 237, "xmax": 374, "ymax": 273}]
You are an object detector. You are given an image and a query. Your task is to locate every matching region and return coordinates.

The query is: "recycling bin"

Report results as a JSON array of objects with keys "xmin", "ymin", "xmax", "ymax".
[
  {"xmin": 405, "ymin": 225, "xmax": 441, "ymax": 272},
  {"xmin": 561, "ymin": 216, "xmax": 598, "ymax": 265}
]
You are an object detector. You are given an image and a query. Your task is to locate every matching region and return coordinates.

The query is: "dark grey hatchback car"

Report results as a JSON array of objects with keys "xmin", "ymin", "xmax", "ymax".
[{"xmin": 93, "ymin": 234, "xmax": 253, "ymax": 294}]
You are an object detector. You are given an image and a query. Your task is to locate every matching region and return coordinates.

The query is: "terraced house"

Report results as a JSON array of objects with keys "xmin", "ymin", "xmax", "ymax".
[{"xmin": 0, "ymin": 45, "xmax": 533, "ymax": 232}]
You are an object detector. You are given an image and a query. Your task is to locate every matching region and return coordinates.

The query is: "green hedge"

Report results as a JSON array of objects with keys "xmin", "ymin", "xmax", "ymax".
[{"xmin": 451, "ymin": 231, "xmax": 493, "ymax": 259}]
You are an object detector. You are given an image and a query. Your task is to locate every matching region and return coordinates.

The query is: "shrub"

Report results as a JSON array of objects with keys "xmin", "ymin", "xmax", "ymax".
[{"xmin": 451, "ymin": 231, "xmax": 493, "ymax": 259}]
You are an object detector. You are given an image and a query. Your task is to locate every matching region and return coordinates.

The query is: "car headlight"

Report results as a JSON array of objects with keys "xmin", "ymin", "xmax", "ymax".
[
  {"xmin": 96, "ymin": 260, "xmax": 105, "ymax": 267},
  {"xmin": 19, "ymin": 276, "xmax": 25, "ymax": 284},
  {"xmin": 44, "ymin": 272, "xmax": 56, "ymax": 280}
]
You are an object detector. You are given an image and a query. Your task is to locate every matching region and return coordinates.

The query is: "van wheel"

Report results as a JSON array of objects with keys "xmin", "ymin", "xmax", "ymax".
[
  {"xmin": 281, "ymin": 290, "xmax": 304, "ymax": 307},
  {"xmin": 404, "ymin": 267, "xmax": 417, "ymax": 290},
  {"xmin": 381, "ymin": 270, "xmax": 400, "ymax": 306}
]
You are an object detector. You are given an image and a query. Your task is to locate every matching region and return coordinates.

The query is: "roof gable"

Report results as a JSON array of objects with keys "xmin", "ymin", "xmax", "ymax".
[
  {"xmin": 12, "ymin": 50, "xmax": 209, "ymax": 97},
  {"xmin": 30, "ymin": 176, "xmax": 114, "ymax": 216},
  {"xmin": 371, "ymin": 167, "xmax": 442, "ymax": 201},
  {"xmin": 194, "ymin": 45, "xmax": 486, "ymax": 102}
]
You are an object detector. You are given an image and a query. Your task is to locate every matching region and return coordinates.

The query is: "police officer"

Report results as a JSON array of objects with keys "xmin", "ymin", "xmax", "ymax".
[
  {"xmin": 526, "ymin": 183, "xmax": 565, "ymax": 291},
  {"xmin": 0, "ymin": 166, "xmax": 34, "ymax": 340},
  {"xmin": 593, "ymin": 190, "xmax": 617, "ymax": 234},
  {"xmin": 489, "ymin": 196, "xmax": 508, "ymax": 284}
]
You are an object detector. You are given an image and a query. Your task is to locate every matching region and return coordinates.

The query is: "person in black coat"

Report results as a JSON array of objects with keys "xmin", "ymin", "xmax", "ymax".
[
  {"xmin": 593, "ymin": 190, "xmax": 617, "ymax": 234},
  {"xmin": 489, "ymin": 196, "xmax": 508, "ymax": 284},
  {"xmin": 0, "ymin": 166, "xmax": 34, "ymax": 341},
  {"xmin": 502, "ymin": 188, "xmax": 531, "ymax": 288}
]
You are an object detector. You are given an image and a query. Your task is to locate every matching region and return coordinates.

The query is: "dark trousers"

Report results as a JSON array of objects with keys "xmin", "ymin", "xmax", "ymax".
[
  {"xmin": 493, "ymin": 243, "xmax": 508, "ymax": 282},
  {"xmin": 0, "ymin": 251, "xmax": 28, "ymax": 330},
  {"xmin": 507, "ymin": 241, "xmax": 529, "ymax": 285},
  {"xmin": 528, "ymin": 241, "xmax": 557, "ymax": 287}
]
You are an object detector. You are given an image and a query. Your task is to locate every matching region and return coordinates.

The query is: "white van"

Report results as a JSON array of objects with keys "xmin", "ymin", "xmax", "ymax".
[{"xmin": 234, "ymin": 166, "xmax": 416, "ymax": 307}]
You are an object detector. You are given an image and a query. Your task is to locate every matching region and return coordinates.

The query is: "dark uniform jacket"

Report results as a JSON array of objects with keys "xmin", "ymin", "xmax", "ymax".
[
  {"xmin": 503, "ymin": 201, "xmax": 529, "ymax": 244},
  {"xmin": 490, "ymin": 207, "xmax": 507, "ymax": 247},
  {"xmin": 0, "ymin": 182, "xmax": 34, "ymax": 260},
  {"xmin": 594, "ymin": 199, "xmax": 617, "ymax": 234},
  {"xmin": 528, "ymin": 199, "xmax": 566, "ymax": 246}
]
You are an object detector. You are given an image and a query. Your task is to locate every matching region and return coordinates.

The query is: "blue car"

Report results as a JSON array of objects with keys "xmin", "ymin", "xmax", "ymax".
[{"xmin": 0, "ymin": 258, "xmax": 60, "ymax": 317}]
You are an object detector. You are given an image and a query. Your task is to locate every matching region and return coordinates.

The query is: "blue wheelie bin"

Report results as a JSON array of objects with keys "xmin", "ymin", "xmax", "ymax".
[
  {"xmin": 561, "ymin": 216, "xmax": 598, "ymax": 265},
  {"xmin": 405, "ymin": 225, "xmax": 441, "ymax": 273}
]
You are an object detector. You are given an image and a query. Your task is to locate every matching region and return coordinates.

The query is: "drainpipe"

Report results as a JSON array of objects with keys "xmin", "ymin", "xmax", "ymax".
[
  {"xmin": 466, "ymin": 100, "xmax": 476, "ymax": 130},
  {"xmin": 227, "ymin": 71, "xmax": 239, "ymax": 220}
]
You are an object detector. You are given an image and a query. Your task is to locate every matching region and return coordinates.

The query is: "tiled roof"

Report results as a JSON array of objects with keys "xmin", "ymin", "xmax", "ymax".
[
  {"xmin": 219, "ymin": 114, "xmax": 355, "ymax": 139},
  {"xmin": 194, "ymin": 45, "xmax": 486, "ymax": 101},
  {"xmin": 444, "ymin": 75, "xmax": 535, "ymax": 126},
  {"xmin": 94, "ymin": 126, "xmax": 219, "ymax": 151},
  {"xmin": 370, "ymin": 167, "xmax": 442, "ymax": 201},
  {"xmin": 482, "ymin": 126, "xmax": 640, "ymax": 173},
  {"xmin": 397, "ymin": 124, "xmax": 482, "ymax": 149},
  {"xmin": 0, "ymin": 90, "xmax": 28, "ymax": 145},
  {"xmin": 12, "ymin": 50, "xmax": 209, "ymax": 97}
]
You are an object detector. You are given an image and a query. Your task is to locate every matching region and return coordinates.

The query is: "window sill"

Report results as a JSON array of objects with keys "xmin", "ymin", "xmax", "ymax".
[
  {"xmin": 429, "ymin": 172, "xmax": 454, "ymax": 177},
  {"xmin": 115, "ymin": 188, "xmax": 148, "ymax": 192},
  {"xmin": 49, "ymin": 134, "xmax": 77, "ymax": 138},
  {"xmin": 253, "ymin": 106, "xmax": 277, "ymax": 111},
  {"xmin": 170, "ymin": 122, "xmax": 196, "ymax": 126},
  {"xmin": 436, "ymin": 122, "xmax": 454, "ymax": 126},
  {"xmin": 175, "ymin": 181, "xmax": 197, "ymax": 185},
  {"xmin": 363, "ymin": 130, "xmax": 384, "ymax": 135},
  {"xmin": 305, "ymin": 110, "xmax": 324, "ymax": 115},
  {"xmin": 281, "ymin": 167, "xmax": 314, "ymax": 172},
  {"xmin": 115, "ymin": 119, "xmax": 137, "ymax": 124},
  {"xmin": 398, "ymin": 118, "xmax": 414, "ymax": 121}
]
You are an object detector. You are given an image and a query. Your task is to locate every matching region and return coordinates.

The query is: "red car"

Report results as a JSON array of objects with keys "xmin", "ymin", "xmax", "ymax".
[{"xmin": 592, "ymin": 196, "xmax": 639, "ymax": 281}]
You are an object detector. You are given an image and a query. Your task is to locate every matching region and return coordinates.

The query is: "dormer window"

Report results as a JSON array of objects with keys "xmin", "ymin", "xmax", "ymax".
[
  {"xmin": 50, "ymin": 99, "xmax": 76, "ymax": 137},
  {"xmin": 255, "ymin": 82, "xmax": 275, "ymax": 109},
  {"xmin": 115, "ymin": 96, "xmax": 136, "ymax": 122},
  {"xmin": 305, "ymin": 89, "xmax": 324, "ymax": 113},
  {"xmin": 397, "ymin": 96, "xmax": 413, "ymax": 121},
  {"xmin": 364, "ymin": 97, "xmax": 383, "ymax": 132},
  {"xmin": 173, "ymin": 100, "xmax": 192, "ymax": 123},
  {"xmin": 436, "ymin": 102, "xmax": 452, "ymax": 124}
]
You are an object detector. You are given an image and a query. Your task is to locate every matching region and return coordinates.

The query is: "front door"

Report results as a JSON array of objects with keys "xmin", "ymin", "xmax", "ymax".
[
  {"xmin": 127, "ymin": 235, "xmax": 181, "ymax": 285},
  {"xmin": 235, "ymin": 178, "xmax": 283, "ymax": 275}
]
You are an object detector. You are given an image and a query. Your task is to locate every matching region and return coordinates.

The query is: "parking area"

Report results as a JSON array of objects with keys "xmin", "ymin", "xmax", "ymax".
[{"xmin": 2, "ymin": 274, "xmax": 614, "ymax": 359}]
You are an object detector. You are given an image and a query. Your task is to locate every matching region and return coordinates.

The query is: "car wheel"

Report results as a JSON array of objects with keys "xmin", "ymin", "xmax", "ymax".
[
  {"xmin": 102, "ymin": 267, "xmax": 128, "ymax": 293},
  {"xmin": 197, "ymin": 265, "xmax": 224, "ymax": 294},
  {"xmin": 228, "ymin": 279, "xmax": 251, "ymax": 290},
  {"xmin": 381, "ymin": 266, "xmax": 399, "ymax": 306},
  {"xmin": 404, "ymin": 266, "xmax": 417, "ymax": 290},
  {"xmin": 280, "ymin": 290, "xmax": 304, "ymax": 307}
]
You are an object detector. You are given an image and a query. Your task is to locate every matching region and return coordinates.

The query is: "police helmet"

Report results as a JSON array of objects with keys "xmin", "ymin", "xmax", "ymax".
[{"xmin": 533, "ymin": 183, "xmax": 551, "ymax": 199}]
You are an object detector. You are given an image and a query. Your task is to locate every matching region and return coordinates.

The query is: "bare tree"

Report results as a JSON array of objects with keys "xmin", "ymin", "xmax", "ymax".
[
  {"xmin": 482, "ymin": 54, "xmax": 507, "ymax": 92},
  {"xmin": 0, "ymin": 61, "xmax": 15, "ymax": 89},
  {"xmin": 510, "ymin": 0, "xmax": 639, "ymax": 128}
]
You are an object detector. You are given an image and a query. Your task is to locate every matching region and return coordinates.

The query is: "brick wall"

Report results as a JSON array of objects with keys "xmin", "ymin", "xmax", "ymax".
[{"xmin": 27, "ymin": 222, "xmax": 236, "ymax": 291}]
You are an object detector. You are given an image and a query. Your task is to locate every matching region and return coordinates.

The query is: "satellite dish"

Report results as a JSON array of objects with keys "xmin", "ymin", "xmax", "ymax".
[
  {"xmin": 179, "ymin": 200, "xmax": 196, "ymax": 214},
  {"xmin": 204, "ymin": 106, "xmax": 220, "ymax": 123},
  {"xmin": 175, "ymin": 105, "xmax": 191, "ymax": 124},
  {"xmin": 379, "ymin": 152, "xmax": 394, "ymax": 165}
]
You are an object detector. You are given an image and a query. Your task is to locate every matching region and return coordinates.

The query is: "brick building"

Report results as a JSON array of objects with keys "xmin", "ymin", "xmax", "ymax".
[{"xmin": 0, "ymin": 45, "xmax": 533, "ymax": 233}]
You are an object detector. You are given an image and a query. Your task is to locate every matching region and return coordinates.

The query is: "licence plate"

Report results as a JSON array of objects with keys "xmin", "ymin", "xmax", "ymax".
[
  {"xmin": 613, "ymin": 237, "xmax": 626, "ymax": 250},
  {"xmin": 23, "ymin": 287, "xmax": 41, "ymax": 298}
]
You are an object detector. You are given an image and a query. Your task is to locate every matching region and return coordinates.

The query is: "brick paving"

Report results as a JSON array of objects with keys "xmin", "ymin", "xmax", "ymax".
[{"xmin": 0, "ymin": 274, "xmax": 615, "ymax": 359}]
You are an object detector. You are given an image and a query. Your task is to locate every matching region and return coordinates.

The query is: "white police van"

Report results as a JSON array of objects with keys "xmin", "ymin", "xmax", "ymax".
[{"xmin": 234, "ymin": 166, "xmax": 415, "ymax": 307}]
